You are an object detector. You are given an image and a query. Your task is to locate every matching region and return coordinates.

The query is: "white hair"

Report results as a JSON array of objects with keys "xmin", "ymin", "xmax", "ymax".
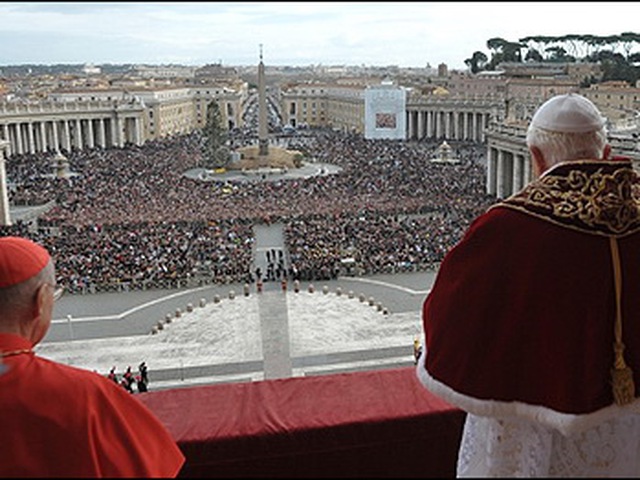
[{"xmin": 526, "ymin": 125, "xmax": 608, "ymax": 167}]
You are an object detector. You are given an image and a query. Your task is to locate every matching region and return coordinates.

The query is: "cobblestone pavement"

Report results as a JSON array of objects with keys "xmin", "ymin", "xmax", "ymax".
[{"xmin": 40, "ymin": 272, "xmax": 435, "ymax": 390}]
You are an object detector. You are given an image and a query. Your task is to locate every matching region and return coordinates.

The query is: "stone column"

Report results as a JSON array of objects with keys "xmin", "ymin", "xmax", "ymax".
[
  {"xmin": 1, "ymin": 125, "xmax": 10, "ymax": 157},
  {"xmin": 463, "ymin": 111, "xmax": 469, "ymax": 141},
  {"xmin": 15, "ymin": 123, "xmax": 24, "ymax": 155},
  {"xmin": 39, "ymin": 122, "xmax": 47, "ymax": 152},
  {"xmin": 524, "ymin": 155, "xmax": 532, "ymax": 185},
  {"xmin": 449, "ymin": 111, "xmax": 455, "ymax": 139},
  {"xmin": 486, "ymin": 147, "xmax": 497, "ymax": 196},
  {"xmin": 409, "ymin": 110, "xmax": 420, "ymax": 140},
  {"xmin": 442, "ymin": 111, "xmax": 447, "ymax": 138},
  {"xmin": 513, "ymin": 153, "xmax": 523, "ymax": 193},
  {"xmin": 75, "ymin": 119, "xmax": 83, "ymax": 149},
  {"xmin": 97, "ymin": 118, "xmax": 106, "ymax": 148},
  {"xmin": 27, "ymin": 123, "xmax": 35, "ymax": 154},
  {"xmin": 424, "ymin": 110, "xmax": 431, "ymax": 139},
  {"xmin": 111, "ymin": 117, "xmax": 118, "ymax": 148},
  {"xmin": 0, "ymin": 140, "xmax": 11, "ymax": 225},
  {"xmin": 444, "ymin": 111, "xmax": 450, "ymax": 139},
  {"xmin": 87, "ymin": 118, "xmax": 95, "ymax": 148},
  {"xmin": 496, "ymin": 149, "xmax": 505, "ymax": 199},
  {"xmin": 453, "ymin": 111, "xmax": 459, "ymax": 140},
  {"xmin": 116, "ymin": 117, "xmax": 123, "ymax": 147},
  {"xmin": 52, "ymin": 120, "xmax": 59, "ymax": 152},
  {"xmin": 64, "ymin": 120, "xmax": 71, "ymax": 151},
  {"xmin": 6, "ymin": 124, "xmax": 14, "ymax": 155},
  {"xmin": 417, "ymin": 110, "xmax": 424, "ymax": 140}
]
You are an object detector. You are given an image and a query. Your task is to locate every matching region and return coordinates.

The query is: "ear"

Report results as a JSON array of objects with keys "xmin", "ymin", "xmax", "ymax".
[
  {"xmin": 33, "ymin": 284, "xmax": 50, "ymax": 319},
  {"xmin": 27, "ymin": 284, "xmax": 53, "ymax": 345},
  {"xmin": 529, "ymin": 146, "xmax": 547, "ymax": 178},
  {"xmin": 602, "ymin": 144, "xmax": 611, "ymax": 160}
]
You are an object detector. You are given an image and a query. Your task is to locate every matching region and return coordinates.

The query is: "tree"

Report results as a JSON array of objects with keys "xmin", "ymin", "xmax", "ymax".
[
  {"xmin": 464, "ymin": 51, "xmax": 488, "ymax": 73},
  {"xmin": 558, "ymin": 34, "xmax": 591, "ymax": 59},
  {"xmin": 524, "ymin": 49, "xmax": 544, "ymax": 62},
  {"xmin": 486, "ymin": 37, "xmax": 524, "ymax": 69},
  {"xmin": 545, "ymin": 46, "xmax": 575, "ymax": 63},
  {"xmin": 468, "ymin": 31, "xmax": 640, "ymax": 84},
  {"xmin": 520, "ymin": 35, "xmax": 556, "ymax": 60},
  {"xmin": 202, "ymin": 100, "xmax": 230, "ymax": 168},
  {"xmin": 619, "ymin": 32, "xmax": 640, "ymax": 59},
  {"xmin": 628, "ymin": 52, "xmax": 640, "ymax": 65}
]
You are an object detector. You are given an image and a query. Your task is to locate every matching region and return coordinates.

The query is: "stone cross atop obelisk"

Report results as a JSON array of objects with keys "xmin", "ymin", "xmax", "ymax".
[{"xmin": 258, "ymin": 44, "xmax": 269, "ymax": 158}]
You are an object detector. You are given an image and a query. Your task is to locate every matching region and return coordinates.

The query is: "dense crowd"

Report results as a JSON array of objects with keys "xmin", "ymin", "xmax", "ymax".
[{"xmin": 1, "ymin": 128, "xmax": 496, "ymax": 291}]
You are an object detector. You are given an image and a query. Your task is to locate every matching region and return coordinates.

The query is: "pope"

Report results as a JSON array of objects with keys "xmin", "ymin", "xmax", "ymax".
[{"xmin": 417, "ymin": 93, "xmax": 640, "ymax": 476}]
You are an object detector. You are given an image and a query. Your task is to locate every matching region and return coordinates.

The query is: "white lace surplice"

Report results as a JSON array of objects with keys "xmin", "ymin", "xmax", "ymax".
[{"xmin": 457, "ymin": 413, "xmax": 640, "ymax": 477}]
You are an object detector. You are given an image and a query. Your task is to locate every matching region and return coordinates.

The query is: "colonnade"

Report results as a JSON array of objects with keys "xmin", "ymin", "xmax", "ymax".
[
  {"xmin": 485, "ymin": 131, "xmax": 640, "ymax": 199},
  {"xmin": 406, "ymin": 107, "xmax": 491, "ymax": 143},
  {"xmin": 1, "ymin": 115, "xmax": 143, "ymax": 156},
  {"xmin": 486, "ymin": 146, "xmax": 532, "ymax": 198},
  {"xmin": 0, "ymin": 101, "xmax": 145, "ymax": 156},
  {"xmin": 485, "ymin": 123, "xmax": 532, "ymax": 198}
]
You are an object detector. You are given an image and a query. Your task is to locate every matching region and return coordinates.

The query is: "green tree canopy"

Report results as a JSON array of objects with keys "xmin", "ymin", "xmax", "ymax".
[
  {"xmin": 485, "ymin": 37, "xmax": 524, "ymax": 69},
  {"xmin": 464, "ymin": 51, "xmax": 488, "ymax": 74}
]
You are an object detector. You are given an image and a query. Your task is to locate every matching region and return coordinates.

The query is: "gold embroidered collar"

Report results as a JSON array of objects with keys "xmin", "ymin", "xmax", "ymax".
[{"xmin": 496, "ymin": 160, "xmax": 640, "ymax": 237}]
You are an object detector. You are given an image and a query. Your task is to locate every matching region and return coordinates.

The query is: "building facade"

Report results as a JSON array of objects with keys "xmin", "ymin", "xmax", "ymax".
[
  {"xmin": 1, "ymin": 63, "xmax": 638, "ymax": 204},
  {"xmin": 0, "ymin": 82, "xmax": 248, "ymax": 155},
  {"xmin": 0, "ymin": 98, "xmax": 145, "ymax": 155}
]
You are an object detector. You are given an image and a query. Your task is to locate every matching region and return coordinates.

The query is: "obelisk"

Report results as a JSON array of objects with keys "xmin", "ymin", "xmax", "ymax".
[{"xmin": 258, "ymin": 44, "xmax": 269, "ymax": 158}]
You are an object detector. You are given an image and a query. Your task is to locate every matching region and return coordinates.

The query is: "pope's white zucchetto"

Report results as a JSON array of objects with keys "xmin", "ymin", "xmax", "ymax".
[{"xmin": 530, "ymin": 93, "xmax": 605, "ymax": 133}]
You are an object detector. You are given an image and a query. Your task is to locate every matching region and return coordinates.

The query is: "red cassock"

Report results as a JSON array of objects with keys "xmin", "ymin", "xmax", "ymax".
[
  {"xmin": 417, "ymin": 159, "xmax": 640, "ymax": 435},
  {"xmin": 0, "ymin": 333, "xmax": 185, "ymax": 477}
]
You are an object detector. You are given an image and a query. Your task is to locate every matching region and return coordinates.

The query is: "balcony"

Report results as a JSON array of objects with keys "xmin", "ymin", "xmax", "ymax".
[{"xmin": 140, "ymin": 366, "xmax": 465, "ymax": 478}]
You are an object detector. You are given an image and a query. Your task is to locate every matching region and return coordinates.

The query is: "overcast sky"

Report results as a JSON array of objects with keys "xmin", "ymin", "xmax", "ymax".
[{"xmin": 1, "ymin": 2, "xmax": 638, "ymax": 70}]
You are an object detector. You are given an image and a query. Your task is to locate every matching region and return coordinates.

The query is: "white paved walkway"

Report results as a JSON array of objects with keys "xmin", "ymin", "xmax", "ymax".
[{"xmin": 37, "ymin": 288, "xmax": 423, "ymax": 390}]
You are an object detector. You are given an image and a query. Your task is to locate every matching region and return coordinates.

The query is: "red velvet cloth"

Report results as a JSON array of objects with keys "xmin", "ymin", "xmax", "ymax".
[
  {"xmin": 140, "ymin": 367, "xmax": 465, "ymax": 478},
  {"xmin": 421, "ymin": 204, "xmax": 640, "ymax": 414}
]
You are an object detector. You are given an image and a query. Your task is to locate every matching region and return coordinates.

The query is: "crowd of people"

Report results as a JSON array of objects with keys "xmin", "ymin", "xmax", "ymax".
[
  {"xmin": 5, "ymin": 92, "xmax": 639, "ymax": 477},
  {"xmin": 2, "ymin": 128, "xmax": 496, "ymax": 290}
]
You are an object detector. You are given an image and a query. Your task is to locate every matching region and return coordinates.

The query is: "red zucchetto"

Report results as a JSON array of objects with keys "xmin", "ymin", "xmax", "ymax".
[{"xmin": 0, "ymin": 237, "xmax": 50, "ymax": 288}]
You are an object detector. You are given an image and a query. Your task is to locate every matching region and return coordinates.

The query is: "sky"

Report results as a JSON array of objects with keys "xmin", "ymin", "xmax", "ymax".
[{"xmin": 0, "ymin": 2, "xmax": 639, "ymax": 70}]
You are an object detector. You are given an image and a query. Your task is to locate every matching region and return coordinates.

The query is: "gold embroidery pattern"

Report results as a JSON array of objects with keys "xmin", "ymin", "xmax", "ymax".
[{"xmin": 500, "ymin": 163, "xmax": 640, "ymax": 236}]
